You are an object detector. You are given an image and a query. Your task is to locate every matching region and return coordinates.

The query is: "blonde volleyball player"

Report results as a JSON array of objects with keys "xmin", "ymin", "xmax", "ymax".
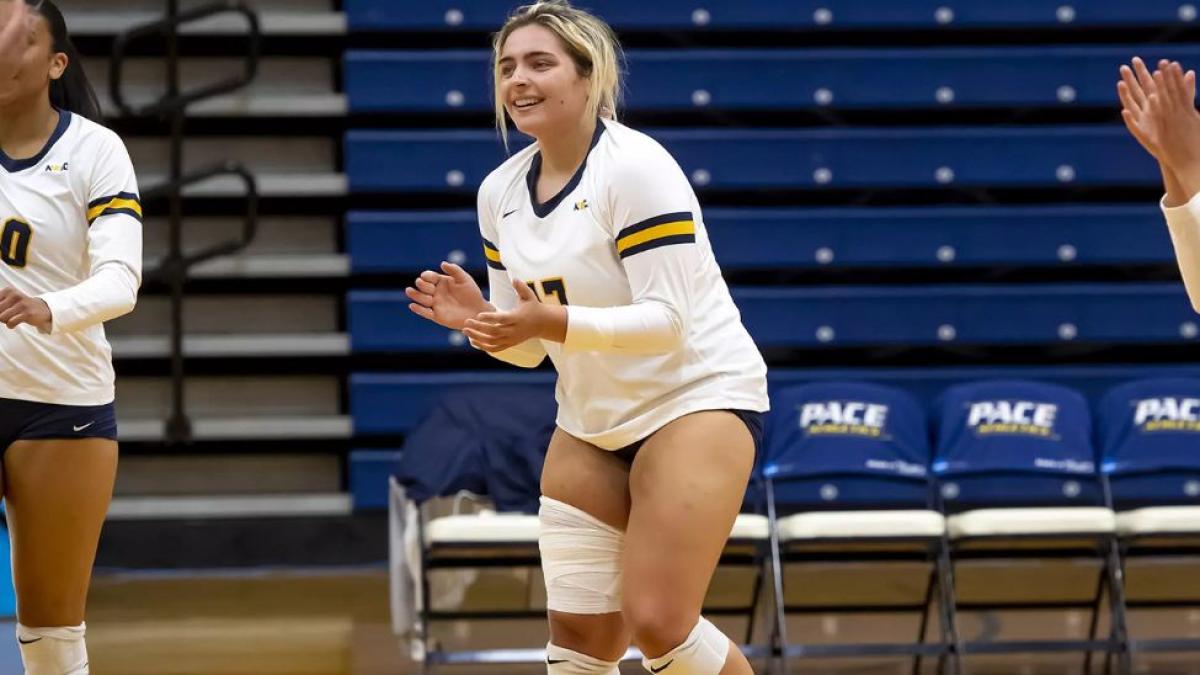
[
  {"xmin": 0, "ymin": 1, "xmax": 142, "ymax": 673},
  {"xmin": 405, "ymin": 2, "xmax": 768, "ymax": 673},
  {"xmin": 1119, "ymin": 56, "xmax": 1200, "ymax": 311}
]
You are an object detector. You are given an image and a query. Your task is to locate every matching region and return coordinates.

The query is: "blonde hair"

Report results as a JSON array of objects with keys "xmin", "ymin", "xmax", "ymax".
[{"xmin": 492, "ymin": 0, "xmax": 624, "ymax": 147}]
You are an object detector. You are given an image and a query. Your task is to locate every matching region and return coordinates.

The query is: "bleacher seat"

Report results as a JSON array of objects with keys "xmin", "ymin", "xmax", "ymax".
[
  {"xmin": 347, "ymin": 205, "xmax": 1174, "ymax": 274},
  {"xmin": 933, "ymin": 380, "xmax": 1127, "ymax": 665},
  {"xmin": 347, "ymin": 46, "xmax": 1200, "ymax": 113},
  {"xmin": 346, "ymin": 0, "xmax": 1200, "ymax": 31},
  {"xmin": 762, "ymin": 382, "xmax": 958, "ymax": 666},
  {"xmin": 348, "ymin": 283, "xmax": 1195, "ymax": 354},
  {"xmin": 345, "ymin": 126, "xmax": 1157, "ymax": 192}
]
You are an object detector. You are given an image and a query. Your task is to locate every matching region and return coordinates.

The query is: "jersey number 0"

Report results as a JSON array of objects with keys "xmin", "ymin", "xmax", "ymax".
[{"xmin": 1, "ymin": 218, "xmax": 32, "ymax": 268}]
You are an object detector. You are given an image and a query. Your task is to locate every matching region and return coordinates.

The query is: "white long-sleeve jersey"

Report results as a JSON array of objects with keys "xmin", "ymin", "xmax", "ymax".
[
  {"xmin": 0, "ymin": 111, "xmax": 143, "ymax": 406},
  {"xmin": 477, "ymin": 119, "xmax": 769, "ymax": 450},
  {"xmin": 1162, "ymin": 192, "xmax": 1200, "ymax": 314}
]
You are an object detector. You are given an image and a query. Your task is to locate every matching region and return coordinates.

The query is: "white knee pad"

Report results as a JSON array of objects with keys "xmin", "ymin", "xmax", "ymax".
[
  {"xmin": 17, "ymin": 623, "xmax": 88, "ymax": 675},
  {"xmin": 641, "ymin": 617, "xmax": 729, "ymax": 675},
  {"xmin": 546, "ymin": 642, "xmax": 621, "ymax": 674},
  {"xmin": 538, "ymin": 496, "xmax": 623, "ymax": 615}
]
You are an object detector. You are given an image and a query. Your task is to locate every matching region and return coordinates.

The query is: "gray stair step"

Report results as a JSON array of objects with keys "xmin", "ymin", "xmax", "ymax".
[
  {"xmin": 109, "ymin": 295, "xmax": 339, "ymax": 336},
  {"xmin": 141, "ymin": 172, "xmax": 348, "ymax": 198},
  {"xmin": 106, "ymin": 493, "xmax": 352, "ymax": 520},
  {"xmin": 110, "ymin": 333, "xmax": 349, "ymax": 359},
  {"xmin": 118, "ymin": 415, "xmax": 353, "ymax": 442},
  {"xmin": 70, "ymin": 11, "xmax": 347, "ymax": 36},
  {"xmin": 117, "ymin": 453, "xmax": 341, "ymax": 496}
]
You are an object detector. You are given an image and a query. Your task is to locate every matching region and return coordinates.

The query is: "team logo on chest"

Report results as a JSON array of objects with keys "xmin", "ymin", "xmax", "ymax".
[
  {"xmin": 573, "ymin": 199, "xmax": 589, "ymax": 211},
  {"xmin": 44, "ymin": 162, "xmax": 69, "ymax": 173}
]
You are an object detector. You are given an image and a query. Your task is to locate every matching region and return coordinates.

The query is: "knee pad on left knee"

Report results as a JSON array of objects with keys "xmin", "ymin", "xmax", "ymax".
[
  {"xmin": 640, "ymin": 617, "xmax": 728, "ymax": 675},
  {"xmin": 546, "ymin": 642, "xmax": 621, "ymax": 674},
  {"xmin": 17, "ymin": 622, "xmax": 88, "ymax": 675}
]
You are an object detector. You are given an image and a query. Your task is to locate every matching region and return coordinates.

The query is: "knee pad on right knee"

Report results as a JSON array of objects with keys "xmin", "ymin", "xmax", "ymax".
[
  {"xmin": 546, "ymin": 642, "xmax": 621, "ymax": 674},
  {"xmin": 539, "ymin": 496, "xmax": 623, "ymax": 614},
  {"xmin": 640, "ymin": 617, "xmax": 729, "ymax": 675},
  {"xmin": 17, "ymin": 623, "xmax": 88, "ymax": 675}
]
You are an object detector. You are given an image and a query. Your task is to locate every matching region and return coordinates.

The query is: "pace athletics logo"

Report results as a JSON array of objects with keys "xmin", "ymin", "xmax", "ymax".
[
  {"xmin": 966, "ymin": 400, "xmax": 1058, "ymax": 438},
  {"xmin": 1132, "ymin": 396, "xmax": 1200, "ymax": 433},
  {"xmin": 799, "ymin": 400, "xmax": 889, "ymax": 439}
]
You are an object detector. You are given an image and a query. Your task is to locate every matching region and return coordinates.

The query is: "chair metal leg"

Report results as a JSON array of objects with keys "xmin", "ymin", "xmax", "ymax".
[
  {"xmin": 1083, "ymin": 566, "xmax": 1106, "ymax": 675},
  {"xmin": 1104, "ymin": 537, "xmax": 1132, "ymax": 675},
  {"xmin": 912, "ymin": 566, "xmax": 937, "ymax": 675},
  {"xmin": 745, "ymin": 547, "xmax": 765, "ymax": 645},
  {"xmin": 935, "ymin": 537, "xmax": 965, "ymax": 675},
  {"xmin": 765, "ymin": 481, "xmax": 790, "ymax": 675}
]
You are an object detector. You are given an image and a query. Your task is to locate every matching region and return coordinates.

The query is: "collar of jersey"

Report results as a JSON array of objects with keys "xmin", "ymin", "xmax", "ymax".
[
  {"xmin": 525, "ymin": 121, "xmax": 606, "ymax": 219},
  {"xmin": 0, "ymin": 110, "xmax": 72, "ymax": 174}
]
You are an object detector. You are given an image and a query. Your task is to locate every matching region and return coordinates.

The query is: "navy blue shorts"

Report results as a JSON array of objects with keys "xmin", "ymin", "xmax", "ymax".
[
  {"xmin": 0, "ymin": 397, "xmax": 118, "ymax": 452},
  {"xmin": 613, "ymin": 409, "xmax": 765, "ymax": 465}
]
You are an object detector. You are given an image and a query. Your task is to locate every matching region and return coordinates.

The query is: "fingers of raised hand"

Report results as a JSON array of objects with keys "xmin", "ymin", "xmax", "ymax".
[
  {"xmin": 408, "ymin": 303, "xmax": 435, "ymax": 321},
  {"xmin": 1120, "ymin": 66, "xmax": 1147, "ymax": 108},
  {"xmin": 1133, "ymin": 57, "xmax": 1158, "ymax": 93},
  {"xmin": 414, "ymin": 277, "xmax": 438, "ymax": 295},
  {"xmin": 405, "ymin": 286, "xmax": 434, "ymax": 307},
  {"xmin": 441, "ymin": 261, "xmax": 471, "ymax": 281},
  {"xmin": 419, "ymin": 270, "xmax": 441, "ymax": 285}
]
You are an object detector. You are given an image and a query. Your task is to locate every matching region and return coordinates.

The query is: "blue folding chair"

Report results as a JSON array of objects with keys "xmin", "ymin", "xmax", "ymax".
[
  {"xmin": 763, "ymin": 382, "xmax": 961, "ymax": 674},
  {"xmin": 1100, "ymin": 377, "xmax": 1200, "ymax": 658},
  {"xmin": 388, "ymin": 385, "xmax": 556, "ymax": 671},
  {"xmin": 933, "ymin": 380, "xmax": 1129, "ymax": 673}
]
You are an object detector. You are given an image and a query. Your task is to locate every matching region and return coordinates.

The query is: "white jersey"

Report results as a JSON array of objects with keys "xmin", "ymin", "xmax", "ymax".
[
  {"xmin": 477, "ymin": 119, "xmax": 769, "ymax": 450},
  {"xmin": 0, "ymin": 111, "xmax": 143, "ymax": 406},
  {"xmin": 1162, "ymin": 192, "xmax": 1200, "ymax": 314}
]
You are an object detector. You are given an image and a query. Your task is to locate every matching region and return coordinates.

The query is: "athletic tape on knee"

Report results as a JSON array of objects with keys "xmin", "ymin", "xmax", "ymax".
[
  {"xmin": 539, "ymin": 496, "xmax": 623, "ymax": 614},
  {"xmin": 641, "ymin": 617, "xmax": 729, "ymax": 675},
  {"xmin": 546, "ymin": 642, "xmax": 621, "ymax": 674},
  {"xmin": 17, "ymin": 622, "xmax": 88, "ymax": 675}
]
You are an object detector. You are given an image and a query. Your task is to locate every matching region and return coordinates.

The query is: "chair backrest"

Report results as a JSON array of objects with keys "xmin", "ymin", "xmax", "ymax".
[
  {"xmin": 395, "ymin": 385, "xmax": 556, "ymax": 513},
  {"xmin": 763, "ymin": 381, "xmax": 931, "ymax": 512},
  {"xmin": 933, "ymin": 380, "xmax": 1099, "ymax": 511},
  {"xmin": 1099, "ymin": 377, "xmax": 1200, "ymax": 508}
]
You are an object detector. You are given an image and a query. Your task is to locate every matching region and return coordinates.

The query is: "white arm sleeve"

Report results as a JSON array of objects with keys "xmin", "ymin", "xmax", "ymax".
[
  {"xmin": 39, "ymin": 132, "xmax": 142, "ymax": 334},
  {"xmin": 478, "ymin": 181, "xmax": 547, "ymax": 368},
  {"xmin": 563, "ymin": 150, "xmax": 697, "ymax": 354},
  {"xmin": 1161, "ymin": 193, "xmax": 1200, "ymax": 313}
]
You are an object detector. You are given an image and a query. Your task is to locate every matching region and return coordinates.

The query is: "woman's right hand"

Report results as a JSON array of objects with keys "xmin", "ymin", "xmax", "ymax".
[
  {"xmin": 0, "ymin": 2, "xmax": 32, "ymax": 85},
  {"xmin": 1118, "ymin": 57, "xmax": 1168, "ymax": 160},
  {"xmin": 406, "ymin": 261, "xmax": 492, "ymax": 331}
]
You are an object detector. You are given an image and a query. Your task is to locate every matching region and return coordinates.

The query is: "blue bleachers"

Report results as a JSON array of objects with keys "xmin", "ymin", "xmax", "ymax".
[
  {"xmin": 347, "ymin": 47, "xmax": 1200, "ymax": 113},
  {"xmin": 346, "ymin": 0, "xmax": 1200, "ymax": 31},
  {"xmin": 348, "ymin": 206, "xmax": 1174, "ymax": 273},
  {"xmin": 350, "ymin": 364, "xmax": 1200, "ymax": 436},
  {"xmin": 345, "ymin": 127, "xmax": 1156, "ymax": 192},
  {"xmin": 348, "ymin": 283, "xmax": 1194, "ymax": 353}
]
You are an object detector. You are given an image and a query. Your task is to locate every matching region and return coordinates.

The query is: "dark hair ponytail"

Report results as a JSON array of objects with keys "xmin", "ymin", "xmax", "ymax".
[{"xmin": 27, "ymin": 0, "xmax": 102, "ymax": 121}]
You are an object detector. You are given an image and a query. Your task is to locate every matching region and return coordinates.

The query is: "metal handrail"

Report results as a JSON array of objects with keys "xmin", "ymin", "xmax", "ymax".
[{"xmin": 110, "ymin": 0, "xmax": 262, "ymax": 444}]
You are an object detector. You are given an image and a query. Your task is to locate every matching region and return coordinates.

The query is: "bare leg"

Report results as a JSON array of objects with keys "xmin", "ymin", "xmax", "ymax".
[{"xmin": 622, "ymin": 411, "xmax": 755, "ymax": 674}]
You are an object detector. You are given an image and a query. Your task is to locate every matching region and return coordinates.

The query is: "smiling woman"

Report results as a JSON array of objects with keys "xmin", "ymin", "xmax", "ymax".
[{"xmin": 402, "ymin": 2, "xmax": 770, "ymax": 674}]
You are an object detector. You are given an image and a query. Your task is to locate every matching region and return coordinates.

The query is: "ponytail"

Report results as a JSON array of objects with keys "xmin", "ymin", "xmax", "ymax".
[{"xmin": 28, "ymin": 0, "xmax": 101, "ymax": 121}]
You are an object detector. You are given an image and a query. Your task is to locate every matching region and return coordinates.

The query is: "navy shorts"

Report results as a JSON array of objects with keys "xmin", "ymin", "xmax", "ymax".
[
  {"xmin": 613, "ymin": 409, "xmax": 765, "ymax": 464},
  {"xmin": 0, "ymin": 397, "xmax": 118, "ymax": 452}
]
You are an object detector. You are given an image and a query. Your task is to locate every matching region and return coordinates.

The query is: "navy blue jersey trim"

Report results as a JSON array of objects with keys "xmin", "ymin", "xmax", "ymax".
[
  {"xmin": 616, "ymin": 211, "xmax": 694, "ymax": 240},
  {"xmin": 618, "ymin": 233, "xmax": 697, "ymax": 259},
  {"xmin": 526, "ymin": 122, "xmax": 606, "ymax": 219},
  {"xmin": 0, "ymin": 111, "xmax": 73, "ymax": 173}
]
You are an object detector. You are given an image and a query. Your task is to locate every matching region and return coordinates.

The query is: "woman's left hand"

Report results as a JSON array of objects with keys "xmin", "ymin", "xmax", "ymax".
[
  {"xmin": 462, "ymin": 279, "xmax": 565, "ymax": 352},
  {"xmin": 0, "ymin": 288, "xmax": 52, "ymax": 332}
]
